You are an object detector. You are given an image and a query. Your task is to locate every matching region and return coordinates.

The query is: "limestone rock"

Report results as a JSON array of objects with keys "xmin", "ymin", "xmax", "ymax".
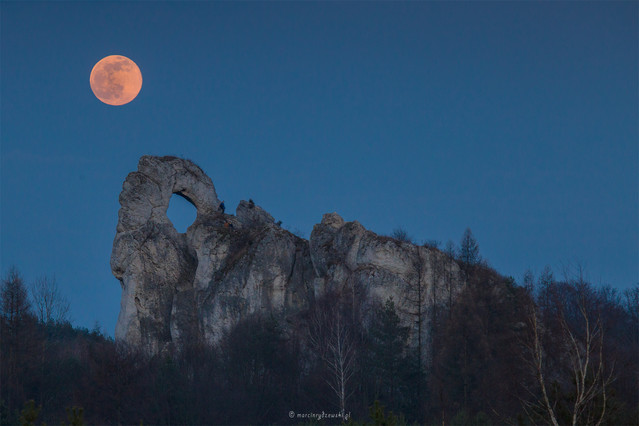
[
  {"xmin": 111, "ymin": 156, "xmax": 462, "ymax": 354},
  {"xmin": 111, "ymin": 155, "xmax": 219, "ymax": 353},
  {"xmin": 236, "ymin": 200, "xmax": 275, "ymax": 227}
]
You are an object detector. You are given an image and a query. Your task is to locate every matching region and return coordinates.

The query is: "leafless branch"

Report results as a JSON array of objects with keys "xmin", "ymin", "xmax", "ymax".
[{"xmin": 30, "ymin": 275, "xmax": 70, "ymax": 324}]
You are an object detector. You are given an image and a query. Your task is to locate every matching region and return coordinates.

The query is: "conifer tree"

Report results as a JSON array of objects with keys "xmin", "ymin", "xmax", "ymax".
[
  {"xmin": 368, "ymin": 299, "xmax": 411, "ymax": 414},
  {"xmin": 459, "ymin": 228, "xmax": 480, "ymax": 267}
]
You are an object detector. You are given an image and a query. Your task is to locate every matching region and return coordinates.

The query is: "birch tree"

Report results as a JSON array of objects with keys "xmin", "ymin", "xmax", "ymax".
[
  {"xmin": 308, "ymin": 297, "xmax": 356, "ymax": 417},
  {"xmin": 522, "ymin": 294, "xmax": 615, "ymax": 425}
]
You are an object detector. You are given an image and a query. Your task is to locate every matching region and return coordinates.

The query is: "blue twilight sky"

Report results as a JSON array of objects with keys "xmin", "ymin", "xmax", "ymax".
[{"xmin": 1, "ymin": 1, "xmax": 637, "ymax": 334}]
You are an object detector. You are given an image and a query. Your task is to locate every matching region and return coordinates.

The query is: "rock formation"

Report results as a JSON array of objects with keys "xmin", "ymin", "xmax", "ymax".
[{"xmin": 111, "ymin": 156, "xmax": 461, "ymax": 354}]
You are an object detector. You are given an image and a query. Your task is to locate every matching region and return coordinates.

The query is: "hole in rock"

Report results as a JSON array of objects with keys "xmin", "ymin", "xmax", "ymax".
[{"xmin": 167, "ymin": 193, "xmax": 197, "ymax": 233}]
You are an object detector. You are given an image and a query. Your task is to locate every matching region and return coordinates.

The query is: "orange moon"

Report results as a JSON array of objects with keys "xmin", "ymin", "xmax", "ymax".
[{"xmin": 90, "ymin": 55, "xmax": 142, "ymax": 106}]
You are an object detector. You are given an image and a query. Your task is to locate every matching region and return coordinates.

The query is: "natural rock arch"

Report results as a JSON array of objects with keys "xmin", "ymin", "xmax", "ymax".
[
  {"xmin": 111, "ymin": 156, "xmax": 220, "ymax": 353},
  {"xmin": 167, "ymin": 192, "xmax": 198, "ymax": 233},
  {"xmin": 114, "ymin": 155, "xmax": 220, "ymax": 235}
]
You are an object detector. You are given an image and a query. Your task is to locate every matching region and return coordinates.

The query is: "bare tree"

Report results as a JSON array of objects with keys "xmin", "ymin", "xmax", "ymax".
[
  {"xmin": 522, "ymin": 301, "xmax": 561, "ymax": 426},
  {"xmin": 307, "ymin": 298, "xmax": 356, "ymax": 417},
  {"xmin": 400, "ymin": 244, "xmax": 455, "ymax": 420},
  {"xmin": 623, "ymin": 284, "xmax": 639, "ymax": 324},
  {"xmin": 403, "ymin": 247, "xmax": 427, "ymax": 366},
  {"xmin": 522, "ymin": 269, "xmax": 535, "ymax": 293},
  {"xmin": 443, "ymin": 241, "xmax": 457, "ymax": 317},
  {"xmin": 30, "ymin": 275, "xmax": 70, "ymax": 324},
  {"xmin": 522, "ymin": 295, "xmax": 615, "ymax": 426},
  {"xmin": 391, "ymin": 227, "xmax": 412, "ymax": 243},
  {"xmin": 400, "ymin": 245, "xmax": 430, "ymax": 415}
]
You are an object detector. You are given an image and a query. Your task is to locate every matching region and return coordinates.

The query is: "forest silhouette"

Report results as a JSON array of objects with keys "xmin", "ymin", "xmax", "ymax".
[{"xmin": 1, "ymin": 230, "xmax": 637, "ymax": 425}]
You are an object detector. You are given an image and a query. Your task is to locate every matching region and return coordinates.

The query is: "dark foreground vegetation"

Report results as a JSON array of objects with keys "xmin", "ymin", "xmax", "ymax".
[{"xmin": 1, "ymin": 231, "xmax": 638, "ymax": 425}]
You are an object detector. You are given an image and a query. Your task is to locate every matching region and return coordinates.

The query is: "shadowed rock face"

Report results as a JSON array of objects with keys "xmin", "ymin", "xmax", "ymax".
[{"xmin": 111, "ymin": 156, "xmax": 461, "ymax": 354}]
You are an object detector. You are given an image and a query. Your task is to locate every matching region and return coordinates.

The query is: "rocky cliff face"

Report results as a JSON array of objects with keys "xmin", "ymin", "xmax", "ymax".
[{"xmin": 111, "ymin": 156, "xmax": 461, "ymax": 354}]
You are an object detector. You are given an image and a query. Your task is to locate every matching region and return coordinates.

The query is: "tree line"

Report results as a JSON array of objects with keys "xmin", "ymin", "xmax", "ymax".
[{"xmin": 1, "ymin": 229, "xmax": 637, "ymax": 425}]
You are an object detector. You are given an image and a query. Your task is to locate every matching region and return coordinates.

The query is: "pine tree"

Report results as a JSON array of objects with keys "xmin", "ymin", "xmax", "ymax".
[
  {"xmin": 1, "ymin": 267, "xmax": 35, "ymax": 417},
  {"xmin": 18, "ymin": 400, "xmax": 40, "ymax": 426},
  {"xmin": 368, "ymin": 299, "xmax": 411, "ymax": 413},
  {"xmin": 459, "ymin": 228, "xmax": 480, "ymax": 267}
]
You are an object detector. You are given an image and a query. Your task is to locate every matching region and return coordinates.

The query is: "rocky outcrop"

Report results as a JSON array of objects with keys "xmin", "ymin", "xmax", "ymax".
[
  {"xmin": 236, "ymin": 199, "xmax": 275, "ymax": 227},
  {"xmin": 111, "ymin": 156, "xmax": 461, "ymax": 354}
]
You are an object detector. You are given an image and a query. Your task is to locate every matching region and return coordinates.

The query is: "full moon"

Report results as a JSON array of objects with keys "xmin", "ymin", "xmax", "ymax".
[{"xmin": 90, "ymin": 55, "xmax": 142, "ymax": 106}]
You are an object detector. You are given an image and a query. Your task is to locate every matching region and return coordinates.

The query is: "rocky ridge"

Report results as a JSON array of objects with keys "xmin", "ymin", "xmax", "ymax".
[{"xmin": 111, "ymin": 156, "xmax": 461, "ymax": 354}]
